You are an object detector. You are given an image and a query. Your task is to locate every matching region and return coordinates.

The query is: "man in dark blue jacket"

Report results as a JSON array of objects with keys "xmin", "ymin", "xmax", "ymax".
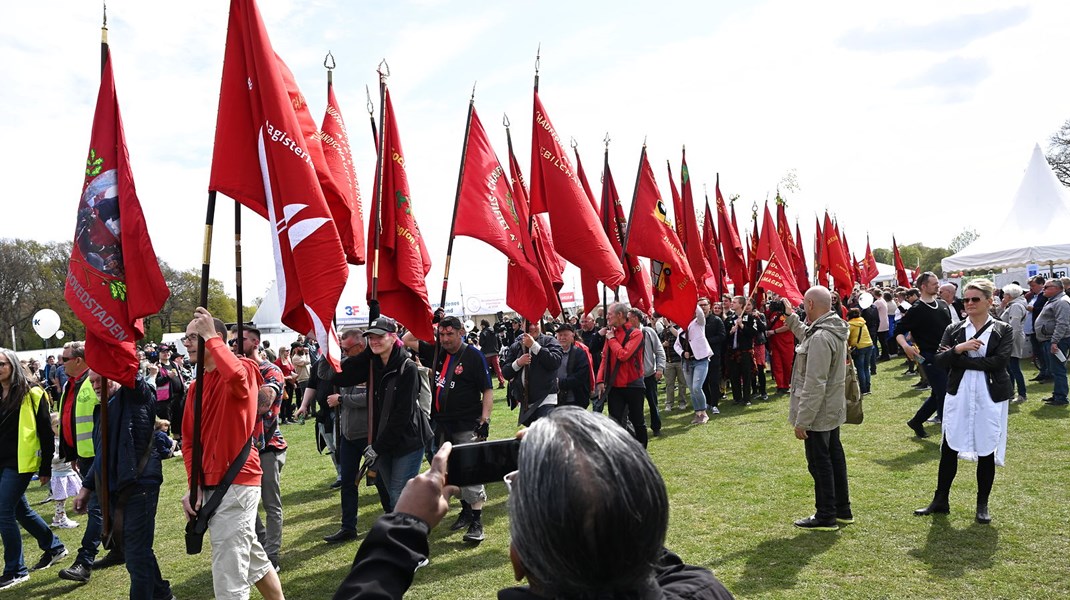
[{"xmin": 67, "ymin": 372, "xmax": 172, "ymax": 599}]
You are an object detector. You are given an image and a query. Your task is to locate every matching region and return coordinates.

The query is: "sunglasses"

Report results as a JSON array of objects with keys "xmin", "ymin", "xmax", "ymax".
[
  {"xmin": 963, "ymin": 296, "xmax": 986, "ymax": 304},
  {"xmin": 228, "ymin": 339, "xmax": 239, "ymax": 346},
  {"xmin": 61, "ymin": 356, "xmax": 75, "ymax": 363}
]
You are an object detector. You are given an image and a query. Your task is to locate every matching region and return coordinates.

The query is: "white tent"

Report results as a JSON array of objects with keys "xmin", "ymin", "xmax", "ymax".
[{"xmin": 942, "ymin": 144, "xmax": 1070, "ymax": 271}]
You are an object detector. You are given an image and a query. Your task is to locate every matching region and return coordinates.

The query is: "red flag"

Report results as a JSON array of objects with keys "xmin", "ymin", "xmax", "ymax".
[
  {"xmin": 667, "ymin": 161, "xmax": 686, "ymax": 242},
  {"xmin": 757, "ymin": 243, "xmax": 804, "ymax": 305},
  {"xmin": 66, "ymin": 44, "xmax": 169, "ymax": 388},
  {"xmin": 505, "ymin": 131, "xmax": 556, "ymax": 320},
  {"xmin": 794, "ymin": 220, "xmax": 810, "ymax": 291},
  {"xmin": 625, "ymin": 147, "xmax": 698, "ymax": 328},
  {"xmin": 318, "ymin": 78, "xmax": 366, "ymax": 265},
  {"xmin": 603, "ymin": 159, "xmax": 653, "ymax": 314},
  {"xmin": 757, "ymin": 202, "xmax": 787, "ymax": 264},
  {"xmin": 815, "ymin": 215, "xmax": 828, "ymax": 287},
  {"xmin": 574, "ymin": 147, "xmax": 605, "ymax": 317},
  {"xmin": 452, "ymin": 105, "xmax": 543, "ymax": 324},
  {"xmin": 715, "ymin": 177, "xmax": 747, "ymax": 296},
  {"xmin": 823, "ymin": 212, "xmax": 853, "ymax": 299},
  {"xmin": 912, "ymin": 259, "xmax": 921, "ymax": 283},
  {"xmin": 748, "ymin": 219, "xmax": 760, "ymax": 292},
  {"xmin": 208, "ymin": 0, "xmax": 348, "ymax": 368},
  {"xmin": 702, "ymin": 200, "xmax": 723, "ymax": 298},
  {"xmin": 366, "ymin": 83, "xmax": 435, "ymax": 341},
  {"xmin": 892, "ymin": 237, "xmax": 910, "ymax": 287},
  {"xmin": 852, "ymin": 253, "xmax": 863, "ymax": 286},
  {"xmin": 680, "ymin": 151, "xmax": 717, "ymax": 297},
  {"xmin": 529, "ymin": 91, "xmax": 625, "ymax": 287},
  {"xmin": 862, "ymin": 236, "xmax": 879, "ymax": 285}
]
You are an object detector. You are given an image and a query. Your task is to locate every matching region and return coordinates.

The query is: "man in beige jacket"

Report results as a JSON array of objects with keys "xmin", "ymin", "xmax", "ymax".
[{"xmin": 786, "ymin": 286, "xmax": 853, "ymax": 530}]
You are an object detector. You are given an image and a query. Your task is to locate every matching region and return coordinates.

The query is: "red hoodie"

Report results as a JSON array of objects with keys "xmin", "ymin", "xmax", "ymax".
[
  {"xmin": 183, "ymin": 337, "xmax": 263, "ymax": 488},
  {"xmin": 597, "ymin": 326, "xmax": 645, "ymax": 388}
]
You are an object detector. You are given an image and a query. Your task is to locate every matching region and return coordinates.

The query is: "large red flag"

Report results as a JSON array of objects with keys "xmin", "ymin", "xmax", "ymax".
[
  {"xmin": 66, "ymin": 44, "xmax": 169, "ymax": 388},
  {"xmin": 757, "ymin": 202, "xmax": 787, "ymax": 264},
  {"xmin": 208, "ymin": 0, "xmax": 348, "ymax": 367},
  {"xmin": 603, "ymin": 158, "xmax": 653, "ymax": 314},
  {"xmin": 702, "ymin": 200, "xmax": 724, "ymax": 298},
  {"xmin": 680, "ymin": 151, "xmax": 717, "ymax": 297},
  {"xmin": 823, "ymin": 212, "xmax": 853, "ymax": 299},
  {"xmin": 861, "ymin": 237, "xmax": 879, "ymax": 285},
  {"xmin": 452, "ymin": 105, "xmax": 543, "ymax": 323},
  {"xmin": 748, "ymin": 219, "xmax": 760, "ymax": 293},
  {"xmin": 757, "ymin": 243, "xmax": 804, "ymax": 305},
  {"xmin": 318, "ymin": 77, "xmax": 366, "ymax": 265},
  {"xmin": 366, "ymin": 83, "xmax": 434, "ymax": 341},
  {"xmin": 776, "ymin": 199, "xmax": 808, "ymax": 293},
  {"xmin": 794, "ymin": 220, "xmax": 810, "ymax": 291},
  {"xmin": 892, "ymin": 237, "xmax": 911, "ymax": 287},
  {"xmin": 667, "ymin": 161, "xmax": 686, "ymax": 243},
  {"xmin": 529, "ymin": 91, "xmax": 625, "ymax": 287},
  {"xmin": 715, "ymin": 177, "xmax": 747, "ymax": 295},
  {"xmin": 625, "ymin": 147, "xmax": 698, "ymax": 328},
  {"xmin": 815, "ymin": 215, "xmax": 828, "ymax": 287},
  {"xmin": 505, "ymin": 130, "xmax": 556, "ymax": 320}
]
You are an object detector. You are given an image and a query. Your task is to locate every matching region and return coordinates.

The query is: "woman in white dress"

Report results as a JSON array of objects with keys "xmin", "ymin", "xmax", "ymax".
[{"xmin": 914, "ymin": 279, "xmax": 1012, "ymax": 525}]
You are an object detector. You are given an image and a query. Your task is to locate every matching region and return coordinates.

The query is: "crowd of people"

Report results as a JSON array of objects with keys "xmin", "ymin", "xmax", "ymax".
[{"xmin": 1, "ymin": 271, "xmax": 1066, "ymax": 596}]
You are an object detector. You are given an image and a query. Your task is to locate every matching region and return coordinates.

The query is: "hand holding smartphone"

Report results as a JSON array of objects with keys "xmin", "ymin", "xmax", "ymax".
[{"xmin": 446, "ymin": 438, "xmax": 520, "ymax": 487}]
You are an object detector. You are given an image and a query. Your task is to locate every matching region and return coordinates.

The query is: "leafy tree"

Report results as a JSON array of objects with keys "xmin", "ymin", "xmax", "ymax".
[
  {"xmin": 1047, "ymin": 118, "xmax": 1070, "ymax": 188},
  {"xmin": 870, "ymin": 242, "xmax": 952, "ymax": 279}
]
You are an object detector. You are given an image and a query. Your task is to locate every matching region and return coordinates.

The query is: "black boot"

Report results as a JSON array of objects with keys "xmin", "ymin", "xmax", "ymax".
[
  {"xmin": 975, "ymin": 503, "xmax": 991, "ymax": 524},
  {"xmin": 914, "ymin": 491, "xmax": 950, "ymax": 516}
]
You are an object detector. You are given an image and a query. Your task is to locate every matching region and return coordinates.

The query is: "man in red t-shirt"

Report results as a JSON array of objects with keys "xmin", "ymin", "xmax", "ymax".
[{"xmin": 181, "ymin": 308, "xmax": 284, "ymax": 600}]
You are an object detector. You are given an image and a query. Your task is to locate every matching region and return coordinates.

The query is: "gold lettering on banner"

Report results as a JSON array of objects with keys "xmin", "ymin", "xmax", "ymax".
[{"xmin": 392, "ymin": 150, "xmax": 406, "ymax": 168}]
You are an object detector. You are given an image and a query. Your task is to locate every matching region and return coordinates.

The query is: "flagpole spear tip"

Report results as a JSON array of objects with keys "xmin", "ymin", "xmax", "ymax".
[
  {"xmin": 470, "ymin": 81, "xmax": 477, "ymax": 102},
  {"xmin": 365, "ymin": 84, "xmax": 374, "ymax": 115},
  {"xmin": 324, "ymin": 51, "xmax": 336, "ymax": 70},
  {"xmin": 377, "ymin": 59, "xmax": 390, "ymax": 79},
  {"xmin": 603, "ymin": 132, "xmax": 610, "ymax": 148},
  {"xmin": 503, "ymin": 113, "xmax": 511, "ymax": 128},
  {"xmin": 570, "ymin": 136, "xmax": 577, "ymax": 150}
]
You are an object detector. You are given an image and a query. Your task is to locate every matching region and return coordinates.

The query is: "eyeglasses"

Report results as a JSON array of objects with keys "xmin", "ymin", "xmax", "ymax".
[
  {"xmin": 963, "ymin": 296, "xmax": 985, "ymax": 304},
  {"xmin": 61, "ymin": 356, "xmax": 75, "ymax": 363},
  {"xmin": 180, "ymin": 334, "xmax": 197, "ymax": 344},
  {"xmin": 228, "ymin": 339, "xmax": 239, "ymax": 346},
  {"xmin": 503, "ymin": 470, "xmax": 518, "ymax": 494}
]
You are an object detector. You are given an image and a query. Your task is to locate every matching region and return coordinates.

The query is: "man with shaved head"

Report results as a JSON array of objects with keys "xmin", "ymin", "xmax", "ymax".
[{"xmin": 787, "ymin": 286, "xmax": 853, "ymax": 530}]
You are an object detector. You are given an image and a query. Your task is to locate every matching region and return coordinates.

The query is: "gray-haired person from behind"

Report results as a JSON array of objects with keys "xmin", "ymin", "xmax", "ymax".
[{"xmin": 332, "ymin": 407, "xmax": 735, "ymax": 599}]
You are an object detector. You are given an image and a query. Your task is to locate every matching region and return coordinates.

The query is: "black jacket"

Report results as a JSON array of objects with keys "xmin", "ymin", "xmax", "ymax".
[
  {"xmin": 557, "ymin": 344, "xmax": 592, "ymax": 408},
  {"xmin": 501, "ymin": 334, "xmax": 564, "ymax": 425},
  {"xmin": 84, "ymin": 376, "xmax": 163, "ymax": 494},
  {"xmin": 934, "ymin": 319, "xmax": 1013, "ymax": 401},
  {"xmin": 704, "ymin": 314, "xmax": 727, "ymax": 359},
  {"xmin": 334, "ymin": 345, "xmax": 427, "ymax": 456},
  {"xmin": 333, "ymin": 512, "xmax": 735, "ymax": 600},
  {"xmin": 478, "ymin": 327, "xmax": 501, "ymax": 356}
]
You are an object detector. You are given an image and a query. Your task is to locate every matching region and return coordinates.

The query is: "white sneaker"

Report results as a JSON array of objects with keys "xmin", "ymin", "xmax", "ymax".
[
  {"xmin": 51, "ymin": 516, "xmax": 79, "ymax": 529},
  {"xmin": 710, "ymin": 406, "xmax": 720, "ymax": 414}
]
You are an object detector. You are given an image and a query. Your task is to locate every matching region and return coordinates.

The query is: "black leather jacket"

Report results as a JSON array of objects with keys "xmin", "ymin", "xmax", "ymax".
[{"xmin": 934, "ymin": 319, "xmax": 1013, "ymax": 401}]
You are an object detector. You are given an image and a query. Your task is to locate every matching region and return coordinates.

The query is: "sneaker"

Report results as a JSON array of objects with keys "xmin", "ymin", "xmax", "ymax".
[
  {"xmin": 31, "ymin": 547, "xmax": 67, "ymax": 571},
  {"xmin": 329, "ymin": 479, "xmax": 343, "ymax": 490},
  {"xmin": 663, "ymin": 403, "xmax": 672, "ymax": 413},
  {"xmin": 1046, "ymin": 399, "xmax": 1069, "ymax": 406},
  {"xmin": 793, "ymin": 515, "xmax": 838, "ymax": 531},
  {"xmin": 51, "ymin": 516, "xmax": 79, "ymax": 529},
  {"xmin": 0, "ymin": 573, "xmax": 28, "ymax": 589},
  {"xmin": 761, "ymin": 394, "xmax": 769, "ymax": 401},
  {"xmin": 270, "ymin": 557, "xmax": 281, "ymax": 573},
  {"xmin": 709, "ymin": 406, "xmax": 720, "ymax": 415},
  {"xmin": 925, "ymin": 417, "xmax": 941, "ymax": 424},
  {"xmin": 1014, "ymin": 395, "xmax": 1027, "ymax": 403},
  {"xmin": 836, "ymin": 514, "xmax": 855, "ymax": 525},
  {"xmin": 462, "ymin": 519, "xmax": 485, "ymax": 543},
  {"xmin": 58, "ymin": 562, "xmax": 91, "ymax": 583},
  {"xmin": 449, "ymin": 508, "xmax": 474, "ymax": 531}
]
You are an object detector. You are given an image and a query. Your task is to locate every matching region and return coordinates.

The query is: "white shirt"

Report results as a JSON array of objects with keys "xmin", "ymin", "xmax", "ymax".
[{"xmin": 942, "ymin": 317, "xmax": 1009, "ymax": 465}]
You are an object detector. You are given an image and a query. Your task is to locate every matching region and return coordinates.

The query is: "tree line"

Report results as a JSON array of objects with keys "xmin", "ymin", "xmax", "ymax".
[{"xmin": 1, "ymin": 238, "xmax": 256, "ymax": 352}]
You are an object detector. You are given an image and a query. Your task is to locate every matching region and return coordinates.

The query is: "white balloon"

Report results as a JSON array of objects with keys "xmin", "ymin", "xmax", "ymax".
[
  {"xmin": 32, "ymin": 309, "xmax": 61, "ymax": 338},
  {"xmin": 464, "ymin": 319, "xmax": 475, "ymax": 332},
  {"xmin": 55, "ymin": 330, "xmax": 66, "ymax": 340}
]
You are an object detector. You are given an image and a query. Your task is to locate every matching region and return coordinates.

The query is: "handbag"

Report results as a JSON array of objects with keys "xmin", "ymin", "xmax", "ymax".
[
  {"xmin": 844, "ymin": 360, "xmax": 863, "ymax": 425},
  {"xmin": 184, "ymin": 436, "xmax": 253, "ymax": 554}
]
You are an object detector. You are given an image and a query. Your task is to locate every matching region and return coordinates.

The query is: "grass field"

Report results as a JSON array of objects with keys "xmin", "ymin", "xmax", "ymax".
[{"xmin": 11, "ymin": 358, "xmax": 1070, "ymax": 599}]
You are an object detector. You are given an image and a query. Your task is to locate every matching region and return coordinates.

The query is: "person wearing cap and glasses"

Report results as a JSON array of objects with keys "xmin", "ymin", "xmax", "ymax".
[
  {"xmin": 332, "ymin": 408, "xmax": 734, "ymax": 599},
  {"xmin": 333, "ymin": 318, "xmax": 428, "ymax": 514},
  {"xmin": 401, "ymin": 315, "xmax": 494, "ymax": 544}
]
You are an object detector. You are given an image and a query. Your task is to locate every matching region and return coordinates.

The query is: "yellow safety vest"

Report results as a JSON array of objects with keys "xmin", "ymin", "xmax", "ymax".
[
  {"xmin": 59, "ymin": 375, "xmax": 99, "ymax": 458},
  {"xmin": 17, "ymin": 387, "xmax": 46, "ymax": 474}
]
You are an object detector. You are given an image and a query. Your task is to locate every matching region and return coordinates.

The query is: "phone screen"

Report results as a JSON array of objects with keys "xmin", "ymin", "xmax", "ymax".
[{"xmin": 446, "ymin": 438, "xmax": 521, "ymax": 487}]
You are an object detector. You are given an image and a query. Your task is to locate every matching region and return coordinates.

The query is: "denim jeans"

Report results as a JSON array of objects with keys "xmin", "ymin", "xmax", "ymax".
[
  {"xmin": 338, "ymin": 435, "xmax": 369, "ymax": 530},
  {"xmin": 122, "ymin": 485, "xmax": 172, "ymax": 600},
  {"xmin": 852, "ymin": 348, "xmax": 872, "ymax": 394},
  {"xmin": 869, "ymin": 345, "xmax": 879, "ymax": 374},
  {"xmin": 1029, "ymin": 333, "xmax": 1050, "ymax": 377},
  {"xmin": 1048, "ymin": 337, "xmax": 1070, "ymax": 401},
  {"xmin": 1006, "ymin": 357, "xmax": 1027, "ymax": 398},
  {"xmin": 803, "ymin": 427, "xmax": 851, "ymax": 521},
  {"xmin": 0, "ymin": 468, "xmax": 63, "ymax": 577},
  {"xmin": 643, "ymin": 375, "xmax": 662, "ymax": 433},
  {"xmin": 76, "ymin": 457, "xmax": 103, "ymax": 566},
  {"xmin": 374, "ymin": 448, "xmax": 424, "ymax": 512},
  {"xmin": 681, "ymin": 357, "xmax": 709, "ymax": 411},
  {"xmin": 911, "ymin": 351, "xmax": 949, "ymax": 423}
]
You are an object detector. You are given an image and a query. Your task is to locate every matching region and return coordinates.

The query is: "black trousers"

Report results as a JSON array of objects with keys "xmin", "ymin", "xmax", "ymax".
[
  {"xmin": 608, "ymin": 387, "xmax": 648, "ymax": 448},
  {"xmin": 726, "ymin": 349, "xmax": 753, "ymax": 404},
  {"xmin": 703, "ymin": 355, "xmax": 722, "ymax": 408},
  {"xmin": 803, "ymin": 427, "xmax": 851, "ymax": 521},
  {"xmin": 936, "ymin": 438, "xmax": 995, "ymax": 504},
  {"xmin": 643, "ymin": 375, "xmax": 662, "ymax": 433}
]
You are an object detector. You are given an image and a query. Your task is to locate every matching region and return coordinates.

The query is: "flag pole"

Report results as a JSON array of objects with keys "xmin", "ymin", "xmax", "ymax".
[
  {"xmin": 527, "ymin": 46, "xmax": 565, "ymax": 319},
  {"xmin": 324, "ymin": 52, "xmax": 344, "ymax": 454},
  {"xmin": 620, "ymin": 140, "xmax": 647, "ymax": 258},
  {"xmin": 96, "ymin": 4, "xmax": 113, "ymax": 546},
  {"xmin": 189, "ymin": 190, "xmax": 217, "ymax": 534},
  {"xmin": 364, "ymin": 61, "xmax": 389, "ymax": 473},
  {"xmin": 600, "ymin": 135, "xmax": 612, "ymax": 319},
  {"xmin": 234, "ymin": 203, "xmax": 243, "ymax": 346},
  {"xmin": 366, "ymin": 84, "xmax": 378, "ymax": 153}
]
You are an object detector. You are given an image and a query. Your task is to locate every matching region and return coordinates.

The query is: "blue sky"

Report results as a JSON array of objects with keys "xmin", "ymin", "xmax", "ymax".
[{"xmin": 2, "ymin": 0, "xmax": 1067, "ymax": 320}]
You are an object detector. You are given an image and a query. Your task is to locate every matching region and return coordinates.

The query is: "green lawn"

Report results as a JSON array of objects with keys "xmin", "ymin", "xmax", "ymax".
[{"xmin": 13, "ymin": 359, "xmax": 1070, "ymax": 599}]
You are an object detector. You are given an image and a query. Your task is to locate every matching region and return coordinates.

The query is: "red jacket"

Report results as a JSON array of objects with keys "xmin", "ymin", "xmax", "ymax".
[
  {"xmin": 597, "ymin": 326, "xmax": 645, "ymax": 388},
  {"xmin": 183, "ymin": 337, "xmax": 263, "ymax": 488}
]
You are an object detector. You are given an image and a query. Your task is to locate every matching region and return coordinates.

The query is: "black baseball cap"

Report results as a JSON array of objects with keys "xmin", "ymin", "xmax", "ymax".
[{"xmin": 365, "ymin": 317, "xmax": 398, "ymax": 336}]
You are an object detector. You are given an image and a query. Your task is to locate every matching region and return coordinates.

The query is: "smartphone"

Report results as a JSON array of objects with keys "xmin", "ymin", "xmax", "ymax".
[{"xmin": 446, "ymin": 438, "xmax": 521, "ymax": 487}]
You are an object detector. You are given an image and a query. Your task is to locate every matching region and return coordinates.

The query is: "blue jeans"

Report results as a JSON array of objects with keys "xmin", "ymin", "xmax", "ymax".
[
  {"xmin": 338, "ymin": 435, "xmax": 368, "ymax": 530},
  {"xmin": 852, "ymin": 348, "xmax": 872, "ymax": 394},
  {"xmin": 1048, "ymin": 337, "xmax": 1070, "ymax": 401},
  {"xmin": 374, "ymin": 448, "xmax": 424, "ymax": 512},
  {"xmin": 76, "ymin": 457, "xmax": 103, "ymax": 566},
  {"xmin": 122, "ymin": 485, "xmax": 171, "ymax": 600},
  {"xmin": 869, "ymin": 345, "xmax": 879, "ymax": 374},
  {"xmin": 1006, "ymin": 357, "xmax": 1026, "ymax": 398},
  {"xmin": 0, "ymin": 468, "xmax": 63, "ymax": 577},
  {"xmin": 1029, "ymin": 334, "xmax": 1050, "ymax": 377},
  {"xmin": 911, "ymin": 351, "xmax": 949, "ymax": 423},
  {"xmin": 682, "ymin": 357, "xmax": 709, "ymax": 411}
]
